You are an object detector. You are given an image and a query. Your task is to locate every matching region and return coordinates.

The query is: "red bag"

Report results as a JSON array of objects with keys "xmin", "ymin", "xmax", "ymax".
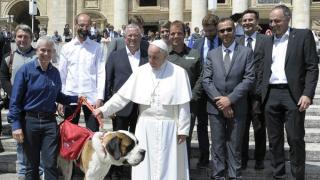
[{"xmin": 59, "ymin": 100, "xmax": 94, "ymax": 160}]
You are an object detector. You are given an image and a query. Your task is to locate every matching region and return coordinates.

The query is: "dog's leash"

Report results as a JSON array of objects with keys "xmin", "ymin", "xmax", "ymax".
[{"xmin": 80, "ymin": 97, "xmax": 104, "ymax": 128}]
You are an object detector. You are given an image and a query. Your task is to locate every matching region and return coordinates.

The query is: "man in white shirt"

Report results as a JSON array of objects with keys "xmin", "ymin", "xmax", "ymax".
[
  {"xmin": 104, "ymin": 23, "xmax": 148, "ymax": 179},
  {"xmin": 58, "ymin": 13, "xmax": 105, "ymax": 132},
  {"xmin": 261, "ymin": 5, "xmax": 319, "ymax": 180}
]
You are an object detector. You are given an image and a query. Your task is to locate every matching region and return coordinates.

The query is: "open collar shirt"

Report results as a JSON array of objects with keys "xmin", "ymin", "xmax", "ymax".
[
  {"xmin": 269, "ymin": 28, "xmax": 290, "ymax": 84},
  {"xmin": 126, "ymin": 46, "xmax": 141, "ymax": 73},
  {"xmin": 58, "ymin": 37, "xmax": 105, "ymax": 104}
]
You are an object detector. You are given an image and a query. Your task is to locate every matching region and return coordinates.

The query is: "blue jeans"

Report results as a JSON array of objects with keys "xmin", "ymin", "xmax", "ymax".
[
  {"xmin": 22, "ymin": 114, "xmax": 59, "ymax": 180},
  {"xmin": 17, "ymin": 143, "xmax": 44, "ymax": 177}
]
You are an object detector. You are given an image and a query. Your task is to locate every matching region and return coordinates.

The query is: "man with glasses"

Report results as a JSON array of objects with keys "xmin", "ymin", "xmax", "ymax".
[
  {"xmin": 237, "ymin": 9, "xmax": 268, "ymax": 170},
  {"xmin": 58, "ymin": 13, "xmax": 105, "ymax": 132},
  {"xmin": 192, "ymin": 14, "xmax": 221, "ymax": 169},
  {"xmin": 202, "ymin": 17, "xmax": 254, "ymax": 179},
  {"xmin": 262, "ymin": 5, "xmax": 319, "ymax": 179}
]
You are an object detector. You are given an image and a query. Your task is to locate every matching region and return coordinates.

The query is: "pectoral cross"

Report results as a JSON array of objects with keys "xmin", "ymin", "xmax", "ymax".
[{"xmin": 150, "ymin": 91, "xmax": 160, "ymax": 108}]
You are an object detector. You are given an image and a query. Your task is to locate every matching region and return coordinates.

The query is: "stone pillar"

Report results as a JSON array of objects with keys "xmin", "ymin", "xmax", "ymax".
[
  {"xmin": 232, "ymin": 0, "xmax": 248, "ymax": 14},
  {"xmin": 191, "ymin": 0, "xmax": 207, "ymax": 34},
  {"xmin": 292, "ymin": 0, "xmax": 310, "ymax": 28},
  {"xmin": 114, "ymin": 0, "xmax": 128, "ymax": 31},
  {"xmin": 169, "ymin": 0, "xmax": 184, "ymax": 21},
  {"xmin": 47, "ymin": 0, "xmax": 72, "ymax": 36}
]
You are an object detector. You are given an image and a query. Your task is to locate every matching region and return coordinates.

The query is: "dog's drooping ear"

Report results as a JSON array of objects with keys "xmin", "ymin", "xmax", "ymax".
[{"xmin": 106, "ymin": 137, "xmax": 122, "ymax": 160}]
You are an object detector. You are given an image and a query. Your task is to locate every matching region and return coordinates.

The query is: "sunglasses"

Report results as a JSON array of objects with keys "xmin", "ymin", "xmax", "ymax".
[{"xmin": 218, "ymin": 28, "xmax": 233, "ymax": 33}]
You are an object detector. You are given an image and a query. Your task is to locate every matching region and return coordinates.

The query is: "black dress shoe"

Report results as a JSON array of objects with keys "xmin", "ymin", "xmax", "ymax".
[
  {"xmin": 255, "ymin": 160, "xmax": 264, "ymax": 170},
  {"xmin": 197, "ymin": 161, "xmax": 209, "ymax": 169},
  {"xmin": 241, "ymin": 161, "xmax": 247, "ymax": 170}
]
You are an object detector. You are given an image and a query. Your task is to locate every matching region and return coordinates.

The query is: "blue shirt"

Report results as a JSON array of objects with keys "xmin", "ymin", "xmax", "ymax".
[{"xmin": 8, "ymin": 58, "xmax": 78, "ymax": 131}]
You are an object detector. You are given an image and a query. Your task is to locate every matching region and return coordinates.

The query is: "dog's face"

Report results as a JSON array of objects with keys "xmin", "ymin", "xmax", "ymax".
[{"xmin": 101, "ymin": 130, "xmax": 145, "ymax": 166}]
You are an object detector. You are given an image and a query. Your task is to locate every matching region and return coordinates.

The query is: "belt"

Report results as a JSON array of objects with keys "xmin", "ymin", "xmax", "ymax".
[
  {"xmin": 269, "ymin": 84, "xmax": 289, "ymax": 89},
  {"xmin": 26, "ymin": 111, "xmax": 56, "ymax": 119}
]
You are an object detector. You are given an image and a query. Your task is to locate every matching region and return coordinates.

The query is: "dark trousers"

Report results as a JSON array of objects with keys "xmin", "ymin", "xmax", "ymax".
[
  {"xmin": 64, "ymin": 105, "xmax": 99, "ymax": 132},
  {"xmin": 0, "ymin": 109, "xmax": 2, "ymax": 135},
  {"xmin": 23, "ymin": 115, "xmax": 59, "ymax": 180},
  {"xmin": 108, "ymin": 107, "xmax": 138, "ymax": 179},
  {"xmin": 242, "ymin": 98, "xmax": 266, "ymax": 163},
  {"xmin": 264, "ymin": 88, "xmax": 305, "ymax": 180},
  {"xmin": 209, "ymin": 113, "xmax": 246, "ymax": 179},
  {"xmin": 187, "ymin": 110, "xmax": 209, "ymax": 165},
  {"xmin": 111, "ymin": 107, "xmax": 138, "ymax": 133}
]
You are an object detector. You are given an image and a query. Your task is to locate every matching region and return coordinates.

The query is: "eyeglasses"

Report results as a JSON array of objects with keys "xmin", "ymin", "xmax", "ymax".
[{"xmin": 218, "ymin": 28, "xmax": 233, "ymax": 33}]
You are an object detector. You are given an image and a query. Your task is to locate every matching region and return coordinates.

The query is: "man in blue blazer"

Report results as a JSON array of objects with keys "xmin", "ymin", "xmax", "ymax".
[
  {"xmin": 202, "ymin": 17, "xmax": 254, "ymax": 179},
  {"xmin": 192, "ymin": 14, "xmax": 220, "ymax": 168}
]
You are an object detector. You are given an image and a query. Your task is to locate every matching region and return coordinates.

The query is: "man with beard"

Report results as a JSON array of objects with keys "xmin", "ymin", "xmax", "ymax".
[
  {"xmin": 192, "ymin": 14, "xmax": 221, "ymax": 169},
  {"xmin": 58, "ymin": 13, "xmax": 105, "ymax": 132}
]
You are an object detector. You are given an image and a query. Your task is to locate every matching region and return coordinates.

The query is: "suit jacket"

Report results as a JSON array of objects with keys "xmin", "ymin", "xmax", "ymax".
[
  {"xmin": 193, "ymin": 36, "xmax": 222, "ymax": 66},
  {"xmin": 0, "ymin": 33, "xmax": 4, "ymax": 63},
  {"xmin": 261, "ymin": 28, "xmax": 319, "ymax": 104},
  {"xmin": 106, "ymin": 37, "xmax": 149, "ymax": 60},
  {"xmin": 236, "ymin": 33, "xmax": 268, "ymax": 99},
  {"xmin": 105, "ymin": 48, "xmax": 148, "ymax": 117},
  {"xmin": 202, "ymin": 42, "xmax": 255, "ymax": 115},
  {"xmin": 168, "ymin": 46, "xmax": 202, "ymax": 100}
]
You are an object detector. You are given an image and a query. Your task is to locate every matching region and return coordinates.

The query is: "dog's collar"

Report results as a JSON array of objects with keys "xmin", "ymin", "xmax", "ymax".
[{"xmin": 100, "ymin": 131, "xmax": 114, "ymax": 157}]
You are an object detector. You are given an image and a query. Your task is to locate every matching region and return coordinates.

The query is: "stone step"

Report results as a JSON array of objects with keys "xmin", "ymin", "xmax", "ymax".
[
  {"xmin": 189, "ymin": 160, "xmax": 320, "ymax": 180},
  {"xmin": 191, "ymin": 126, "xmax": 320, "ymax": 143},
  {"xmin": 1, "ymin": 151, "xmax": 320, "ymax": 180},
  {"xmin": 190, "ymin": 141, "xmax": 320, "ymax": 161}
]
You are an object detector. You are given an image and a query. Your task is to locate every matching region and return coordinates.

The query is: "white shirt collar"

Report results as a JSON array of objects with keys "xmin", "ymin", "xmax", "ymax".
[
  {"xmin": 222, "ymin": 40, "xmax": 236, "ymax": 52},
  {"xmin": 72, "ymin": 36, "xmax": 91, "ymax": 45},
  {"xmin": 274, "ymin": 28, "xmax": 290, "ymax": 42},
  {"xmin": 245, "ymin": 31, "xmax": 257, "ymax": 41},
  {"xmin": 126, "ymin": 46, "xmax": 140, "ymax": 56}
]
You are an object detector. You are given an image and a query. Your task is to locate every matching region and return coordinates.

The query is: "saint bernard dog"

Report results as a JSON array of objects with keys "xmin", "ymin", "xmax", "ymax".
[{"xmin": 58, "ymin": 130, "xmax": 145, "ymax": 180}]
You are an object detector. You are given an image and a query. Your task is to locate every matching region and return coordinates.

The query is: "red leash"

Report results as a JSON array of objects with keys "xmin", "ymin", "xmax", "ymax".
[{"xmin": 80, "ymin": 97, "xmax": 104, "ymax": 128}]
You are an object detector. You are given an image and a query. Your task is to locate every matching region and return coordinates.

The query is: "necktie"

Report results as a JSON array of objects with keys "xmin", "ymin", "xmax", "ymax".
[
  {"xmin": 247, "ymin": 37, "xmax": 253, "ymax": 49},
  {"xmin": 224, "ymin": 49, "xmax": 231, "ymax": 71},
  {"xmin": 209, "ymin": 39, "xmax": 215, "ymax": 50}
]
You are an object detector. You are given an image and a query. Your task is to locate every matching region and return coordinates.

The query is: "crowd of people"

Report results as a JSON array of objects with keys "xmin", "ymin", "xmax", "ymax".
[{"xmin": 0, "ymin": 4, "xmax": 318, "ymax": 180}]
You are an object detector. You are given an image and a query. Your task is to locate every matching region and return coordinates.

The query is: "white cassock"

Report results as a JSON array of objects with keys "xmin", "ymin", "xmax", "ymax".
[{"xmin": 99, "ymin": 61, "xmax": 192, "ymax": 180}]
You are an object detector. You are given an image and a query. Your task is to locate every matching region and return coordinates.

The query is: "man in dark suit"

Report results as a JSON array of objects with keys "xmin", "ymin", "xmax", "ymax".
[
  {"xmin": 106, "ymin": 23, "xmax": 148, "ymax": 133},
  {"xmin": 192, "ymin": 14, "xmax": 220, "ymax": 168},
  {"xmin": 236, "ymin": 9, "xmax": 267, "ymax": 170},
  {"xmin": 167, "ymin": 20, "xmax": 203, "ymax": 169},
  {"xmin": 202, "ymin": 17, "xmax": 254, "ymax": 179},
  {"xmin": 262, "ymin": 5, "xmax": 319, "ymax": 180},
  {"xmin": 105, "ymin": 23, "xmax": 148, "ymax": 179}
]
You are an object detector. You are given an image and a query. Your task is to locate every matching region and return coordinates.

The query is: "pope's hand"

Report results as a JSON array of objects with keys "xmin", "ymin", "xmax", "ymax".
[
  {"xmin": 12, "ymin": 129, "xmax": 24, "ymax": 143},
  {"xmin": 177, "ymin": 135, "xmax": 187, "ymax": 144},
  {"xmin": 93, "ymin": 109, "xmax": 104, "ymax": 119}
]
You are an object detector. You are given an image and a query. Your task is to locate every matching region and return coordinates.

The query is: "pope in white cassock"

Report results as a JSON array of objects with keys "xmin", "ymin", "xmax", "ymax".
[{"xmin": 94, "ymin": 39, "xmax": 192, "ymax": 180}]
